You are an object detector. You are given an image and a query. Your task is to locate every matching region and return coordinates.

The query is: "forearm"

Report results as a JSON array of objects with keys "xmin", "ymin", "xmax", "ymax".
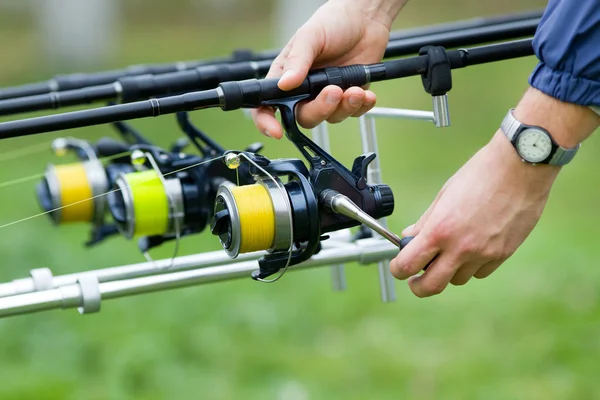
[
  {"xmin": 529, "ymin": 0, "xmax": 600, "ymax": 130},
  {"xmin": 329, "ymin": 0, "xmax": 409, "ymax": 29}
]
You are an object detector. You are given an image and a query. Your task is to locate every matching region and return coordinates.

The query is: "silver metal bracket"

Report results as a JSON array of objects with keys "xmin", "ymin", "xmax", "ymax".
[
  {"xmin": 358, "ymin": 104, "xmax": 440, "ymax": 302},
  {"xmin": 312, "ymin": 122, "xmax": 347, "ymax": 292},
  {"xmin": 432, "ymin": 94, "xmax": 450, "ymax": 127}
]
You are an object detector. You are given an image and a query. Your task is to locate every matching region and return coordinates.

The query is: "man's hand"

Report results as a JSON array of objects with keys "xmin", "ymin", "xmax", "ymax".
[
  {"xmin": 251, "ymin": 0, "xmax": 407, "ymax": 139},
  {"xmin": 390, "ymin": 88, "xmax": 600, "ymax": 297}
]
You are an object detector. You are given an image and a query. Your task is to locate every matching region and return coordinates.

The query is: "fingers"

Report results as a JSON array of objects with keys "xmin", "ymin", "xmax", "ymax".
[
  {"xmin": 278, "ymin": 26, "xmax": 323, "ymax": 91},
  {"xmin": 295, "ymin": 87, "xmax": 376, "ymax": 129},
  {"xmin": 327, "ymin": 88, "xmax": 376, "ymax": 123},
  {"xmin": 474, "ymin": 260, "xmax": 504, "ymax": 279},
  {"xmin": 449, "ymin": 262, "xmax": 482, "ymax": 286},
  {"xmin": 295, "ymin": 86, "xmax": 343, "ymax": 129},
  {"xmin": 266, "ymin": 39, "xmax": 292, "ymax": 79},
  {"xmin": 390, "ymin": 233, "xmax": 439, "ymax": 280},
  {"xmin": 250, "ymin": 39, "xmax": 295, "ymax": 139},
  {"xmin": 407, "ymin": 254, "xmax": 461, "ymax": 297},
  {"xmin": 402, "ymin": 186, "xmax": 448, "ymax": 237},
  {"xmin": 250, "ymin": 107, "xmax": 283, "ymax": 139}
]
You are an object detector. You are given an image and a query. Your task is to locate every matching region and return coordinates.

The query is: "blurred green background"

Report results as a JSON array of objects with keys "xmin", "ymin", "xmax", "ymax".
[{"xmin": 0, "ymin": 0, "xmax": 599, "ymax": 399}]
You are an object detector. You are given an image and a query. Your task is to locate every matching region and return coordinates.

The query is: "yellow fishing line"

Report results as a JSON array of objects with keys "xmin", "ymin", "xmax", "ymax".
[
  {"xmin": 54, "ymin": 163, "xmax": 94, "ymax": 222},
  {"xmin": 231, "ymin": 184, "xmax": 276, "ymax": 253},
  {"xmin": 123, "ymin": 170, "xmax": 170, "ymax": 237}
]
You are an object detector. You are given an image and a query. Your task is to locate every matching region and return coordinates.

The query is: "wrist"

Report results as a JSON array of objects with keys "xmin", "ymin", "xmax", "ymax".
[
  {"xmin": 513, "ymin": 87, "xmax": 600, "ymax": 149},
  {"xmin": 329, "ymin": 0, "xmax": 406, "ymax": 29},
  {"xmin": 487, "ymin": 129, "xmax": 561, "ymax": 190}
]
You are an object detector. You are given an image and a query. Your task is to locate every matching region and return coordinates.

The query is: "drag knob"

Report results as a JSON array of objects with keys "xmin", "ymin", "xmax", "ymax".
[{"xmin": 374, "ymin": 184, "xmax": 395, "ymax": 219}]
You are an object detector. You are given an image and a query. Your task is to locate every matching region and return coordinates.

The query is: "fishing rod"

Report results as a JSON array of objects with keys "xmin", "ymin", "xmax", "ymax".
[
  {"xmin": 0, "ymin": 38, "xmax": 534, "ymax": 140},
  {"xmin": 0, "ymin": 8, "xmax": 542, "ymax": 102},
  {"xmin": 0, "ymin": 95, "xmax": 449, "ymax": 318},
  {"xmin": 0, "ymin": 16, "xmax": 540, "ymax": 117}
]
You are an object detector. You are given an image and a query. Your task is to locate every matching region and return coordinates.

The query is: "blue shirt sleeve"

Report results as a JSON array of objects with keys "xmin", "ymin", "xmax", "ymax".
[{"xmin": 529, "ymin": 0, "xmax": 600, "ymax": 107}]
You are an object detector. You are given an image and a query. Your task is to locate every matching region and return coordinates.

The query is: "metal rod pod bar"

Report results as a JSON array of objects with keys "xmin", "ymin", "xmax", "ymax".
[
  {"xmin": 0, "ymin": 238, "xmax": 397, "ymax": 318},
  {"xmin": 0, "ymin": 229, "xmax": 354, "ymax": 298}
]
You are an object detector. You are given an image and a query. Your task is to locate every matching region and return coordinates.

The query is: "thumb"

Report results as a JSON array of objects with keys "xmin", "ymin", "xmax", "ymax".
[
  {"xmin": 402, "ymin": 204, "xmax": 434, "ymax": 237},
  {"xmin": 403, "ymin": 185, "xmax": 448, "ymax": 237},
  {"xmin": 402, "ymin": 224, "xmax": 416, "ymax": 237},
  {"xmin": 278, "ymin": 26, "xmax": 323, "ymax": 91}
]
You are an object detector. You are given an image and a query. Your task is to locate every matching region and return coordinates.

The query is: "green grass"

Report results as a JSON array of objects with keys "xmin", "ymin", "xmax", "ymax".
[{"xmin": 0, "ymin": 4, "xmax": 599, "ymax": 399}]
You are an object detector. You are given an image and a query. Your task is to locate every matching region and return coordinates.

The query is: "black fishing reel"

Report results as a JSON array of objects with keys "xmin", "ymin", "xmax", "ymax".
[
  {"xmin": 210, "ymin": 96, "xmax": 395, "ymax": 281},
  {"xmin": 35, "ymin": 120, "xmax": 150, "ymax": 246},
  {"xmin": 106, "ymin": 112, "xmax": 263, "ymax": 253}
]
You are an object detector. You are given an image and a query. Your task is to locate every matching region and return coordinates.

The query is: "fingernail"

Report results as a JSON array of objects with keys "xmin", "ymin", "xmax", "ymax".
[
  {"xmin": 326, "ymin": 91, "xmax": 342, "ymax": 104},
  {"xmin": 349, "ymin": 95, "xmax": 363, "ymax": 106},
  {"xmin": 280, "ymin": 70, "xmax": 296, "ymax": 83},
  {"xmin": 262, "ymin": 129, "xmax": 273, "ymax": 138},
  {"xmin": 402, "ymin": 224, "xmax": 415, "ymax": 236}
]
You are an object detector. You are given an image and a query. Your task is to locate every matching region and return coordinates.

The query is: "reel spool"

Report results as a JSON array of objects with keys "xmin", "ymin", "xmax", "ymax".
[
  {"xmin": 37, "ymin": 156, "xmax": 108, "ymax": 225},
  {"xmin": 107, "ymin": 112, "xmax": 264, "ymax": 253},
  {"xmin": 108, "ymin": 149, "xmax": 201, "ymax": 243},
  {"xmin": 213, "ymin": 177, "xmax": 292, "ymax": 258},
  {"xmin": 35, "ymin": 136, "xmax": 136, "ymax": 245},
  {"xmin": 36, "ymin": 138, "xmax": 108, "ymax": 225}
]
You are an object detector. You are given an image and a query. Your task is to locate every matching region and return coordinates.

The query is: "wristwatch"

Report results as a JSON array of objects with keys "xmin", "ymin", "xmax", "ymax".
[{"xmin": 500, "ymin": 108, "xmax": 580, "ymax": 166}]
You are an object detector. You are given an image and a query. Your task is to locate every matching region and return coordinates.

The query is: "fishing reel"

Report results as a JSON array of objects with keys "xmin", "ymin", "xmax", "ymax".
[
  {"xmin": 107, "ymin": 112, "xmax": 264, "ymax": 253},
  {"xmin": 35, "ymin": 121, "xmax": 149, "ymax": 246},
  {"xmin": 210, "ymin": 96, "xmax": 395, "ymax": 281}
]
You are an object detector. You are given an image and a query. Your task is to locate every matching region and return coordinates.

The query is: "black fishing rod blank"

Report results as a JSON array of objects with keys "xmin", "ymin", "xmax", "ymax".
[
  {"xmin": 0, "ymin": 60, "xmax": 273, "ymax": 117},
  {"xmin": 383, "ymin": 16, "xmax": 538, "ymax": 58},
  {"xmin": 387, "ymin": 8, "xmax": 541, "ymax": 41},
  {"xmin": 0, "ymin": 9, "xmax": 542, "ymax": 103},
  {"xmin": 0, "ymin": 17, "xmax": 540, "ymax": 117},
  {"xmin": 0, "ymin": 39, "xmax": 534, "ymax": 140},
  {"xmin": 0, "ymin": 49, "xmax": 275, "ymax": 101}
]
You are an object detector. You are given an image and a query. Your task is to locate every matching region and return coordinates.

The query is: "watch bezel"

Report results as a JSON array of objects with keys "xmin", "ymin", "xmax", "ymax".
[{"xmin": 511, "ymin": 125, "xmax": 558, "ymax": 164}]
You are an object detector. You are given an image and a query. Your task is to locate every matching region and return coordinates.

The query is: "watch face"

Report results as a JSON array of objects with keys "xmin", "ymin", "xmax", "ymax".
[{"xmin": 515, "ymin": 128, "xmax": 553, "ymax": 163}]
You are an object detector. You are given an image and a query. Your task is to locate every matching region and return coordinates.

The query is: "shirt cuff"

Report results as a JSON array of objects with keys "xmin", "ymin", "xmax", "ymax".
[{"xmin": 529, "ymin": 62, "xmax": 600, "ymax": 108}]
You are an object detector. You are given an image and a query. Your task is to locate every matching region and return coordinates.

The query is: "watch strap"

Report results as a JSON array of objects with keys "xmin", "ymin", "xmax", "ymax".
[
  {"xmin": 500, "ymin": 109, "xmax": 521, "ymax": 142},
  {"xmin": 500, "ymin": 108, "xmax": 579, "ymax": 166}
]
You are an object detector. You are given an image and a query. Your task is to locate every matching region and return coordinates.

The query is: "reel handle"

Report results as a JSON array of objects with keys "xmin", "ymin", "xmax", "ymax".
[{"xmin": 399, "ymin": 236, "xmax": 414, "ymax": 249}]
